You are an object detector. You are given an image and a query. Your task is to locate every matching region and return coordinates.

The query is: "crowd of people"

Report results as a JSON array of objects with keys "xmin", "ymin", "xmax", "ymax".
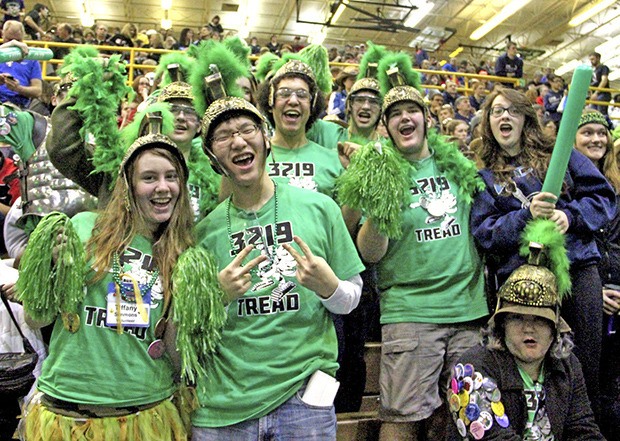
[{"xmin": 0, "ymin": 6, "xmax": 618, "ymax": 441}]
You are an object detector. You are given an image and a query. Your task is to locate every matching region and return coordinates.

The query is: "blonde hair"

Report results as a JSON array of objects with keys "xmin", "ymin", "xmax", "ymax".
[{"xmin": 87, "ymin": 148, "xmax": 194, "ymax": 309}]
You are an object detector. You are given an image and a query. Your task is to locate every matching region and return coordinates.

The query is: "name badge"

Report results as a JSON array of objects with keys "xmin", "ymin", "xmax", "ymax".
[{"xmin": 106, "ymin": 282, "xmax": 151, "ymax": 328}]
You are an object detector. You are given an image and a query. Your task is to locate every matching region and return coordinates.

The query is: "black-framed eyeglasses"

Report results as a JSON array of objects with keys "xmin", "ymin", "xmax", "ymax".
[
  {"xmin": 351, "ymin": 95, "xmax": 381, "ymax": 108},
  {"xmin": 211, "ymin": 124, "xmax": 260, "ymax": 146},
  {"xmin": 490, "ymin": 105, "xmax": 521, "ymax": 117},
  {"xmin": 170, "ymin": 104, "xmax": 198, "ymax": 119},
  {"xmin": 275, "ymin": 88, "xmax": 311, "ymax": 101}
]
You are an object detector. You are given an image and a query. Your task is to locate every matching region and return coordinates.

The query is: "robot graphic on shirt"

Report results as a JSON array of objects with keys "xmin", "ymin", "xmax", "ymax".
[{"xmin": 251, "ymin": 243, "xmax": 297, "ymax": 301}]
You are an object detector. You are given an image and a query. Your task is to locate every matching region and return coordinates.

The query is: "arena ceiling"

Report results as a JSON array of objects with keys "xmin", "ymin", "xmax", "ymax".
[{"xmin": 44, "ymin": 0, "xmax": 620, "ymax": 85}]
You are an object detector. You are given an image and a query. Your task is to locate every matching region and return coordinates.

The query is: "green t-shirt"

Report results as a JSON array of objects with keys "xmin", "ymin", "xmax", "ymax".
[
  {"xmin": 36, "ymin": 212, "xmax": 177, "ymax": 406},
  {"xmin": 378, "ymin": 152, "xmax": 488, "ymax": 324},
  {"xmin": 188, "ymin": 137, "xmax": 221, "ymax": 221},
  {"xmin": 518, "ymin": 365, "xmax": 555, "ymax": 440},
  {"xmin": 194, "ymin": 183, "xmax": 365, "ymax": 427},
  {"xmin": 267, "ymin": 140, "xmax": 344, "ymax": 198},
  {"xmin": 306, "ymin": 119, "xmax": 348, "ymax": 150}
]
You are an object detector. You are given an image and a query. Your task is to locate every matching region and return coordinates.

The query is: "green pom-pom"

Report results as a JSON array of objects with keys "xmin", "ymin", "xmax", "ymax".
[
  {"xmin": 172, "ymin": 246, "xmax": 227, "ymax": 384},
  {"xmin": 17, "ymin": 212, "xmax": 86, "ymax": 323},
  {"xmin": 155, "ymin": 52, "xmax": 196, "ymax": 85},
  {"xmin": 189, "ymin": 40, "xmax": 247, "ymax": 116},
  {"xmin": 519, "ymin": 219, "xmax": 572, "ymax": 297},
  {"xmin": 358, "ymin": 41, "xmax": 388, "ymax": 79},
  {"xmin": 300, "ymin": 44, "xmax": 332, "ymax": 94},
  {"xmin": 255, "ymin": 52, "xmax": 280, "ymax": 82},
  {"xmin": 377, "ymin": 51, "xmax": 422, "ymax": 95},
  {"xmin": 337, "ymin": 140, "xmax": 410, "ymax": 239}
]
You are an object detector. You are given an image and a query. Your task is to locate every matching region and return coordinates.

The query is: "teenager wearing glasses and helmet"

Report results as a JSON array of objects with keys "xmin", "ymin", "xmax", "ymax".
[{"xmin": 470, "ymin": 87, "xmax": 616, "ymax": 419}]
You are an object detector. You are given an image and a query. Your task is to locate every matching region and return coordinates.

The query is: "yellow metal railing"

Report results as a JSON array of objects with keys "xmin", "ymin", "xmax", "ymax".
[{"xmin": 8, "ymin": 39, "xmax": 620, "ymax": 111}]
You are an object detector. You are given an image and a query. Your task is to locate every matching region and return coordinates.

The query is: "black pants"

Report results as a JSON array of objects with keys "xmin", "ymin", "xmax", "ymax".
[
  {"xmin": 0, "ymin": 392, "xmax": 20, "ymax": 440},
  {"xmin": 562, "ymin": 264, "xmax": 602, "ymax": 419}
]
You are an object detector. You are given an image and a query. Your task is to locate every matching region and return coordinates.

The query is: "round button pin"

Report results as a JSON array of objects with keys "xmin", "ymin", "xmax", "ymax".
[
  {"xmin": 478, "ymin": 411, "xmax": 493, "ymax": 430},
  {"xmin": 469, "ymin": 420, "xmax": 485, "ymax": 440},
  {"xmin": 495, "ymin": 413, "xmax": 510, "ymax": 428},
  {"xmin": 465, "ymin": 403, "xmax": 481, "ymax": 421},
  {"xmin": 491, "ymin": 401, "xmax": 505, "ymax": 417},
  {"xmin": 148, "ymin": 339, "xmax": 166, "ymax": 359},
  {"xmin": 456, "ymin": 418, "xmax": 467, "ymax": 437}
]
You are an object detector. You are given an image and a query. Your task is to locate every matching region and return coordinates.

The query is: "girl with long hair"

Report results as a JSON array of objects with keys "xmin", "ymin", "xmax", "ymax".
[
  {"xmin": 19, "ymin": 130, "xmax": 196, "ymax": 440},
  {"xmin": 471, "ymin": 87, "xmax": 616, "ymax": 419}
]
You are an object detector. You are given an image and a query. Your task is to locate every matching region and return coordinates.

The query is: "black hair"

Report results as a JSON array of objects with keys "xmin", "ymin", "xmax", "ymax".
[{"xmin": 256, "ymin": 73, "xmax": 325, "ymax": 132}]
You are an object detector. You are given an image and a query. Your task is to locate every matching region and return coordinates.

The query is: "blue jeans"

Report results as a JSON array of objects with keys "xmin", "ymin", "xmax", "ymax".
[{"xmin": 191, "ymin": 389, "xmax": 336, "ymax": 441}]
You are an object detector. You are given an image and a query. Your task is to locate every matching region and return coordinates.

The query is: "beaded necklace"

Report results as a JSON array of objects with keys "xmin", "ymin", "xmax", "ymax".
[
  {"xmin": 225, "ymin": 180, "xmax": 279, "ymax": 262},
  {"xmin": 112, "ymin": 252, "xmax": 160, "ymax": 301}
]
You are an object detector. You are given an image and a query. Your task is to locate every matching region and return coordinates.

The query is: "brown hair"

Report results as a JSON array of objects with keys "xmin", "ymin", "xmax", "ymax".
[
  {"xmin": 87, "ymin": 148, "xmax": 194, "ymax": 309},
  {"xmin": 480, "ymin": 87, "xmax": 553, "ymax": 185}
]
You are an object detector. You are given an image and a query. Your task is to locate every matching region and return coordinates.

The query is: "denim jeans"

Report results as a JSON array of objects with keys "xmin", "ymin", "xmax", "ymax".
[{"xmin": 191, "ymin": 388, "xmax": 336, "ymax": 441}]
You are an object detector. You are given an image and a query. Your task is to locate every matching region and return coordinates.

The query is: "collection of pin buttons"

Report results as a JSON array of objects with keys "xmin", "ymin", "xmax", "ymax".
[
  {"xmin": 448, "ymin": 363, "xmax": 510, "ymax": 440},
  {"xmin": 0, "ymin": 110, "xmax": 17, "ymax": 136}
]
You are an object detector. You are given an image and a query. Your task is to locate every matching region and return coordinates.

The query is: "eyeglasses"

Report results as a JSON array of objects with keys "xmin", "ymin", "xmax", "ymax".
[
  {"xmin": 275, "ymin": 88, "xmax": 311, "ymax": 101},
  {"xmin": 351, "ymin": 95, "xmax": 381, "ymax": 108},
  {"xmin": 490, "ymin": 105, "xmax": 521, "ymax": 117},
  {"xmin": 211, "ymin": 124, "xmax": 260, "ymax": 146},
  {"xmin": 170, "ymin": 104, "xmax": 198, "ymax": 120}
]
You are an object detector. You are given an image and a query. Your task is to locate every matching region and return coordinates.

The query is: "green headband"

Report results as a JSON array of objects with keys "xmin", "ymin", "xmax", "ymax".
[{"xmin": 578, "ymin": 112, "xmax": 609, "ymax": 130}]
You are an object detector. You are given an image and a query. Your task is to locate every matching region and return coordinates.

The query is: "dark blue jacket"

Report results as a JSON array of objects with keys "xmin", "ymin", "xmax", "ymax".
[{"xmin": 471, "ymin": 149, "xmax": 616, "ymax": 284}]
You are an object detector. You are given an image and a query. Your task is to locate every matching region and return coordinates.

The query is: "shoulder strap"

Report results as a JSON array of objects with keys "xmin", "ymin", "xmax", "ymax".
[{"xmin": 1, "ymin": 292, "xmax": 36, "ymax": 354}]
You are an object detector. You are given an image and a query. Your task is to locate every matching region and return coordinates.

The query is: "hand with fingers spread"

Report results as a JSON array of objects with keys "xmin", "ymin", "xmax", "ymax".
[
  {"xmin": 218, "ymin": 244, "xmax": 268, "ymax": 303},
  {"xmin": 283, "ymin": 236, "xmax": 339, "ymax": 299},
  {"xmin": 529, "ymin": 192, "xmax": 558, "ymax": 219}
]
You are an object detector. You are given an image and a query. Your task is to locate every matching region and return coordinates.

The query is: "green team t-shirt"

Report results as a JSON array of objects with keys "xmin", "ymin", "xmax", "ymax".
[
  {"xmin": 306, "ymin": 119, "xmax": 348, "ymax": 150},
  {"xmin": 188, "ymin": 137, "xmax": 221, "ymax": 221},
  {"xmin": 36, "ymin": 212, "xmax": 177, "ymax": 406},
  {"xmin": 267, "ymin": 140, "xmax": 344, "ymax": 198},
  {"xmin": 378, "ymin": 153, "xmax": 488, "ymax": 324},
  {"xmin": 194, "ymin": 183, "xmax": 365, "ymax": 427}
]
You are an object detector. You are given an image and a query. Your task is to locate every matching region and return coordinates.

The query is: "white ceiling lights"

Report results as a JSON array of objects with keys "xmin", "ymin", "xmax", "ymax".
[{"xmin": 469, "ymin": 0, "xmax": 533, "ymax": 41}]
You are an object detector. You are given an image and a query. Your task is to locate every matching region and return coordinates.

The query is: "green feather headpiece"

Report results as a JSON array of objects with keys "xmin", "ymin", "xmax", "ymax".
[
  {"xmin": 358, "ymin": 41, "xmax": 388, "ymax": 79},
  {"xmin": 188, "ymin": 40, "xmax": 247, "ymax": 116},
  {"xmin": 155, "ymin": 52, "xmax": 196, "ymax": 86},
  {"xmin": 119, "ymin": 102, "xmax": 175, "ymax": 152},
  {"xmin": 519, "ymin": 219, "xmax": 571, "ymax": 298},
  {"xmin": 299, "ymin": 44, "xmax": 332, "ymax": 94},
  {"xmin": 61, "ymin": 46, "xmax": 131, "ymax": 185},
  {"xmin": 255, "ymin": 52, "xmax": 280, "ymax": 82},
  {"xmin": 377, "ymin": 51, "xmax": 422, "ymax": 96},
  {"xmin": 223, "ymin": 36, "xmax": 252, "ymax": 72}
]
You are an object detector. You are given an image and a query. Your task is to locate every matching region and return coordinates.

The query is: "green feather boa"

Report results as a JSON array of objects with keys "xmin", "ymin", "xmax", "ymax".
[
  {"xmin": 172, "ymin": 246, "xmax": 227, "ymax": 384},
  {"xmin": 337, "ymin": 129, "xmax": 484, "ymax": 239},
  {"xmin": 17, "ymin": 212, "xmax": 86, "ymax": 324},
  {"xmin": 519, "ymin": 219, "xmax": 571, "ymax": 298},
  {"xmin": 63, "ymin": 47, "xmax": 131, "ymax": 185}
]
